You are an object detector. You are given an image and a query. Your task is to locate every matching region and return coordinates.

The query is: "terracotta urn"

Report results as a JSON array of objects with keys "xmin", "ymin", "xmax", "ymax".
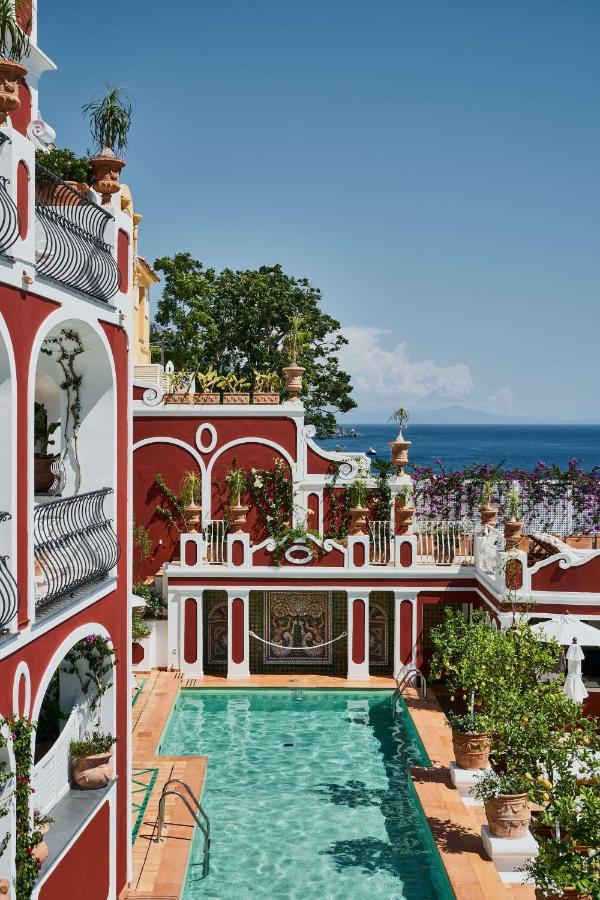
[
  {"xmin": 72, "ymin": 750, "xmax": 114, "ymax": 790},
  {"xmin": 0, "ymin": 61, "xmax": 27, "ymax": 126},
  {"xmin": 253, "ymin": 392, "xmax": 280, "ymax": 405},
  {"xmin": 34, "ymin": 457, "xmax": 55, "ymax": 494},
  {"xmin": 504, "ymin": 519, "xmax": 523, "ymax": 550},
  {"xmin": 0, "ymin": 879, "xmax": 9, "ymax": 896},
  {"xmin": 89, "ymin": 148, "xmax": 125, "ymax": 204},
  {"xmin": 484, "ymin": 792, "xmax": 530, "ymax": 839},
  {"xmin": 395, "ymin": 499, "xmax": 415, "ymax": 535},
  {"xmin": 223, "ymin": 392, "xmax": 250, "ymax": 404},
  {"xmin": 230, "ymin": 503, "xmax": 249, "ymax": 532},
  {"xmin": 183, "ymin": 501, "xmax": 201, "ymax": 533},
  {"xmin": 349, "ymin": 506, "xmax": 369, "ymax": 535},
  {"xmin": 32, "ymin": 822, "xmax": 49, "ymax": 866},
  {"xmin": 192, "ymin": 392, "xmax": 220, "ymax": 405},
  {"xmin": 480, "ymin": 506, "xmax": 497, "ymax": 527},
  {"xmin": 391, "ymin": 434, "xmax": 411, "ymax": 474},
  {"xmin": 283, "ymin": 365, "xmax": 305, "ymax": 402},
  {"xmin": 451, "ymin": 730, "xmax": 491, "ymax": 770}
]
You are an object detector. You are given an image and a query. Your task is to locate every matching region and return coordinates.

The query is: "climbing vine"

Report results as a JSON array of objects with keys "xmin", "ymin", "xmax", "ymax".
[
  {"xmin": 323, "ymin": 461, "xmax": 351, "ymax": 541},
  {"xmin": 0, "ymin": 725, "xmax": 11, "ymax": 864},
  {"xmin": 152, "ymin": 472, "xmax": 201, "ymax": 534},
  {"xmin": 62, "ymin": 634, "xmax": 116, "ymax": 716},
  {"xmin": 41, "ymin": 329, "xmax": 85, "ymax": 492},
  {"xmin": 8, "ymin": 716, "xmax": 42, "ymax": 899}
]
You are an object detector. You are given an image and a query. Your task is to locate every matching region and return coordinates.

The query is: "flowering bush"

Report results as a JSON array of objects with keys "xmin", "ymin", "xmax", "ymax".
[
  {"xmin": 9, "ymin": 717, "xmax": 41, "ymax": 899},
  {"xmin": 69, "ymin": 730, "xmax": 116, "ymax": 759}
]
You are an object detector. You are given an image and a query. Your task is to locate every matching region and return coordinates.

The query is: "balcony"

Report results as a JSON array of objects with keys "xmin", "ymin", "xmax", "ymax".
[
  {"xmin": 0, "ymin": 511, "xmax": 18, "ymax": 633},
  {"xmin": 34, "ymin": 488, "xmax": 120, "ymax": 614},
  {"xmin": 0, "ymin": 134, "xmax": 20, "ymax": 256}
]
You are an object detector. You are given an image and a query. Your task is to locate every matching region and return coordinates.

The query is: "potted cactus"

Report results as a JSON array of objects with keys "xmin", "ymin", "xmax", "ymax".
[
  {"xmin": 34, "ymin": 401, "xmax": 60, "ymax": 493},
  {"xmin": 503, "ymin": 486, "xmax": 524, "ymax": 549},
  {"xmin": 253, "ymin": 371, "xmax": 280, "ymax": 404},
  {"xmin": 218, "ymin": 372, "xmax": 250, "ymax": 404},
  {"xmin": 0, "ymin": 0, "xmax": 30, "ymax": 127},
  {"xmin": 83, "ymin": 86, "xmax": 131, "ymax": 204},
  {"xmin": 70, "ymin": 730, "xmax": 116, "ymax": 790},
  {"xmin": 282, "ymin": 316, "xmax": 309, "ymax": 401},
  {"xmin": 193, "ymin": 367, "xmax": 220, "ymax": 404},
  {"xmin": 389, "ymin": 407, "xmax": 411, "ymax": 474},
  {"xmin": 226, "ymin": 467, "xmax": 248, "ymax": 531}
]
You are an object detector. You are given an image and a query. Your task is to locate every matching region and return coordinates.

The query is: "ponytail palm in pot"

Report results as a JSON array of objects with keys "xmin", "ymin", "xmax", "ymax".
[
  {"xmin": 83, "ymin": 85, "xmax": 132, "ymax": 203},
  {"xmin": 0, "ymin": 0, "xmax": 30, "ymax": 126}
]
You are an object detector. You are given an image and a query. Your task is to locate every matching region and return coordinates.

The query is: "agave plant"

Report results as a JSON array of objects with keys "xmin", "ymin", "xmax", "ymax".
[
  {"xmin": 0, "ymin": 0, "xmax": 30, "ymax": 62},
  {"xmin": 82, "ymin": 85, "xmax": 132, "ymax": 157}
]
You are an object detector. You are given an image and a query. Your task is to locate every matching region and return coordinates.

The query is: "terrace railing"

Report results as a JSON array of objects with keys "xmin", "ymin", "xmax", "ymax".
[
  {"xmin": 34, "ymin": 488, "xmax": 119, "ymax": 610},
  {"xmin": 414, "ymin": 519, "xmax": 477, "ymax": 566},
  {"xmin": 35, "ymin": 164, "xmax": 120, "ymax": 302},
  {"xmin": 0, "ymin": 134, "xmax": 19, "ymax": 255},
  {"xmin": 0, "ymin": 511, "xmax": 18, "ymax": 633},
  {"xmin": 203, "ymin": 520, "xmax": 227, "ymax": 564},
  {"xmin": 369, "ymin": 520, "xmax": 391, "ymax": 565},
  {"xmin": 32, "ymin": 696, "xmax": 87, "ymax": 815}
]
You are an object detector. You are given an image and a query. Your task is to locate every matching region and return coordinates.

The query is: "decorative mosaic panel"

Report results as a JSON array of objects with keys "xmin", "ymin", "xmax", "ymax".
[
  {"xmin": 205, "ymin": 591, "xmax": 228, "ymax": 668},
  {"xmin": 262, "ymin": 591, "xmax": 333, "ymax": 665},
  {"xmin": 369, "ymin": 595, "xmax": 389, "ymax": 667}
]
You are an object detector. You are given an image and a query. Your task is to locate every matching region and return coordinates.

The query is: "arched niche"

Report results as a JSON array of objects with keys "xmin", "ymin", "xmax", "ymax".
[{"xmin": 0, "ymin": 325, "xmax": 14, "ymax": 558}]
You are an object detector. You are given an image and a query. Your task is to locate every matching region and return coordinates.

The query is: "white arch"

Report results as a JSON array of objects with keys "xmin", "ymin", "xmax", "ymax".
[
  {"xmin": 12, "ymin": 660, "xmax": 31, "ymax": 719},
  {"xmin": 134, "ymin": 436, "xmax": 208, "ymax": 522},
  {"xmin": 0, "ymin": 316, "xmax": 17, "ymax": 576}
]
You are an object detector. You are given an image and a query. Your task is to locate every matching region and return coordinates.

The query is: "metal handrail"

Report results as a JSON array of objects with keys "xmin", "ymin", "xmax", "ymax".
[
  {"xmin": 156, "ymin": 779, "xmax": 210, "ymax": 877},
  {"xmin": 392, "ymin": 665, "xmax": 427, "ymax": 713}
]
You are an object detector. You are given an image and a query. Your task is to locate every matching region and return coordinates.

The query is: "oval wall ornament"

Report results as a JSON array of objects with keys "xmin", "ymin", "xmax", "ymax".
[
  {"xmin": 284, "ymin": 543, "xmax": 314, "ymax": 565},
  {"xmin": 196, "ymin": 423, "xmax": 217, "ymax": 454}
]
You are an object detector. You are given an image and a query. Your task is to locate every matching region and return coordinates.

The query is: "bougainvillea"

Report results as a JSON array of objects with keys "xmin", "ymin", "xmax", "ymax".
[{"xmin": 8, "ymin": 716, "xmax": 41, "ymax": 899}]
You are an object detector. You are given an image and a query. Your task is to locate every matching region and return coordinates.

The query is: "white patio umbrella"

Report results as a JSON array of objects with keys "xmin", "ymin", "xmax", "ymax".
[
  {"xmin": 532, "ymin": 615, "xmax": 600, "ymax": 648},
  {"xmin": 563, "ymin": 639, "xmax": 588, "ymax": 704}
]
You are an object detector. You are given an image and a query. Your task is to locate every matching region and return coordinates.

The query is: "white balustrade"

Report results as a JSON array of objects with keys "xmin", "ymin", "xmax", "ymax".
[
  {"xmin": 32, "ymin": 699, "xmax": 86, "ymax": 815},
  {"xmin": 414, "ymin": 520, "xmax": 476, "ymax": 565},
  {"xmin": 369, "ymin": 520, "xmax": 391, "ymax": 565},
  {"xmin": 203, "ymin": 520, "xmax": 227, "ymax": 565}
]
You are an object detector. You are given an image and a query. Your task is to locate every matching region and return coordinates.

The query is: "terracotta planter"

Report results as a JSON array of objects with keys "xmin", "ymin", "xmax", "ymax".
[
  {"xmin": 484, "ymin": 792, "xmax": 530, "ymax": 839},
  {"xmin": 283, "ymin": 365, "xmax": 304, "ymax": 401},
  {"xmin": 89, "ymin": 149, "xmax": 125, "ymax": 204},
  {"xmin": 192, "ymin": 392, "xmax": 220, "ymax": 405},
  {"xmin": 72, "ymin": 750, "xmax": 114, "ymax": 790},
  {"xmin": 34, "ymin": 456, "xmax": 55, "ymax": 493},
  {"xmin": 164, "ymin": 393, "xmax": 193, "ymax": 405},
  {"xmin": 230, "ymin": 503, "xmax": 249, "ymax": 532},
  {"xmin": 0, "ymin": 61, "xmax": 27, "ymax": 126},
  {"xmin": 535, "ymin": 891, "xmax": 591, "ymax": 900},
  {"xmin": 183, "ymin": 501, "xmax": 201, "ymax": 533},
  {"xmin": 223, "ymin": 392, "xmax": 249, "ymax": 404},
  {"xmin": 504, "ymin": 519, "xmax": 523, "ymax": 550},
  {"xmin": 391, "ymin": 436, "xmax": 411, "ymax": 474},
  {"xmin": 349, "ymin": 506, "xmax": 369, "ymax": 535},
  {"xmin": 32, "ymin": 839, "xmax": 48, "ymax": 866},
  {"xmin": 451, "ymin": 730, "xmax": 491, "ymax": 770},
  {"xmin": 395, "ymin": 503, "xmax": 415, "ymax": 535},
  {"xmin": 0, "ymin": 879, "xmax": 9, "ymax": 896},
  {"xmin": 565, "ymin": 535, "xmax": 593, "ymax": 550},
  {"xmin": 480, "ymin": 506, "xmax": 497, "ymax": 527},
  {"xmin": 253, "ymin": 392, "xmax": 280, "ymax": 405}
]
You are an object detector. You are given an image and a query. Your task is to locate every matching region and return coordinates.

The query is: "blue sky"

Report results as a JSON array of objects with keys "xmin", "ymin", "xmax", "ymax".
[{"xmin": 39, "ymin": 1, "xmax": 599, "ymax": 421}]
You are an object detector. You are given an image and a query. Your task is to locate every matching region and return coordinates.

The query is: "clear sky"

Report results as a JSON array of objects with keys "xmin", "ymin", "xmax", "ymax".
[{"xmin": 39, "ymin": 1, "xmax": 599, "ymax": 422}]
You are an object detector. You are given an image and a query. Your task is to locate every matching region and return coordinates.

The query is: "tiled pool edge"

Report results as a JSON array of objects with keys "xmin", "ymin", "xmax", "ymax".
[{"xmin": 404, "ymin": 689, "xmax": 535, "ymax": 900}]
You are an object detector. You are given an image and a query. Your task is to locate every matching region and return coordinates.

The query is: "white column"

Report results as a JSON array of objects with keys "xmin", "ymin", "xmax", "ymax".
[
  {"xmin": 347, "ymin": 590, "xmax": 369, "ymax": 680},
  {"xmin": 227, "ymin": 589, "xmax": 250, "ymax": 679},
  {"xmin": 167, "ymin": 589, "xmax": 180, "ymax": 671},
  {"xmin": 393, "ymin": 590, "xmax": 418, "ymax": 678},
  {"xmin": 179, "ymin": 591, "xmax": 204, "ymax": 677}
]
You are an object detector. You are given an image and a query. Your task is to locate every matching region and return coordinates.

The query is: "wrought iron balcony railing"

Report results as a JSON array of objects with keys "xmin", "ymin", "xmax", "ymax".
[
  {"xmin": 35, "ymin": 164, "xmax": 120, "ymax": 302},
  {"xmin": 34, "ymin": 488, "xmax": 120, "ymax": 610},
  {"xmin": 0, "ymin": 511, "xmax": 18, "ymax": 633},
  {"xmin": 0, "ymin": 133, "xmax": 20, "ymax": 256}
]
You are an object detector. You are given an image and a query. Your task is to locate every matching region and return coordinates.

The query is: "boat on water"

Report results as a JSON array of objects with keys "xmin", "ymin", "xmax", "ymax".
[{"xmin": 367, "ymin": 446, "xmax": 377, "ymax": 456}]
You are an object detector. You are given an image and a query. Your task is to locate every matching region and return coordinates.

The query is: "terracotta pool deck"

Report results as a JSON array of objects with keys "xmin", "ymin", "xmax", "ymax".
[{"xmin": 125, "ymin": 671, "xmax": 534, "ymax": 899}]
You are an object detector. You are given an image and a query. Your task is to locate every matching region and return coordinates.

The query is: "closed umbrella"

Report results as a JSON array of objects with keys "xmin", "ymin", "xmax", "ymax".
[
  {"xmin": 563, "ymin": 639, "xmax": 588, "ymax": 704},
  {"xmin": 532, "ymin": 615, "xmax": 600, "ymax": 647}
]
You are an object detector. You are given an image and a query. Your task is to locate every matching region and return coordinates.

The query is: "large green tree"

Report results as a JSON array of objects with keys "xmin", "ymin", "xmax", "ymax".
[{"xmin": 152, "ymin": 253, "xmax": 356, "ymax": 435}]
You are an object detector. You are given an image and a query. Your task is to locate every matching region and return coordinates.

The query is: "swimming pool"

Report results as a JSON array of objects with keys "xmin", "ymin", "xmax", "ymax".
[{"xmin": 160, "ymin": 689, "xmax": 454, "ymax": 899}]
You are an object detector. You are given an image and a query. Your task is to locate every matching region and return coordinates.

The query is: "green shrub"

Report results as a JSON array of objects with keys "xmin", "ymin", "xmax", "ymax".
[
  {"xmin": 70, "ymin": 730, "xmax": 116, "ymax": 759},
  {"xmin": 36, "ymin": 147, "xmax": 92, "ymax": 184}
]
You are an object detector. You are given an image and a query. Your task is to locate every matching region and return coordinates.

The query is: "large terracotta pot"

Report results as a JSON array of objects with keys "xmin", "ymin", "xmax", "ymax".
[
  {"xmin": 192, "ymin": 392, "xmax": 220, "ymax": 405},
  {"xmin": 72, "ymin": 750, "xmax": 114, "ymax": 789},
  {"xmin": 395, "ymin": 502, "xmax": 415, "ymax": 535},
  {"xmin": 89, "ymin": 149, "xmax": 125, "ymax": 204},
  {"xmin": 230, "ymin": 503, "xmax": 249, "ymax": 532},
  {"xmin": 565, "ymin": 535, "xmax": 593, "ymax": 550},
  {"xmin": 0, "ymin": 878, "xmax": 9, "ymax": 895},
  {"xmin": 183, "ymin": 501, "xmax": 201, "ymax": 533},
  {"xmin": 283, "ymin": 365, "xmax": 304, "ymax": 401},
  {"xmin": 164, "ymin": 393, "xmax": 193, "ymax": 405},
  {"xmin": 480, "ymin": 506, "xmax": 497, "ymax": 527},
  {"xmin": 223, "ymin": 392, "xmax": 249, "ymax": 404},
  {"xmin": 391, "ymin": 436, "xmax": 411, "ymax": 474},
  {"xmin": 452, "ymin": 730, "xmax": 490, "ymax": 770},
  {"xmin": 349, "ymin": 506, "xmax": 368, "ymax": 535},
  {"xmin": 484, "ymin": 792, "xmax": 530, "ymax": 839},
  {"xmin": 253, "ymin": 392, "xmax": 280, "ymax": 405},
  {"xmin": 0, "ymin": 61, "xmax": 27, "ymax": 126},
  {"xmin": 504, "ymin": 519, "xmax": 523, "ymax": 550},
  {"xmin": 34, "ymin": 456, "xmax": 55, "ymax": 494}
]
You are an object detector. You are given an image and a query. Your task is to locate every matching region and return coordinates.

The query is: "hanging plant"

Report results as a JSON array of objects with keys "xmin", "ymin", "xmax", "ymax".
[{"xmin": 40, "ymin": 329, "xmax": 85, "ymax": 493}]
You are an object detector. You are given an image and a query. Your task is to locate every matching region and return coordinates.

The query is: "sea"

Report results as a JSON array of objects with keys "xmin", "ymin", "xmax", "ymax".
[{"xmin": 316, "ymin": 424, "xmax": 600, "ymax": 471}]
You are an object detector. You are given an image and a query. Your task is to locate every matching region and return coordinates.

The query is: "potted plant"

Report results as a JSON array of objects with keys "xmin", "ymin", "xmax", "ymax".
[
  {"xmin": 31, "ymin": 809, "xmax": 53, "ymax": 865},
  {"xmin": 446, "ymin": 711, "xmax": 491, "ymax": 770},
  {"xmin": 504, "ymin": 486, "xmax": 524, "ymax": 549},
  {"xmin": 395, "ymin": 484, "xmax": 414, "ymax": 534},
  {"xmin": 70, "ymin": 730, "xmax": 116, "ymax": 790},
  {"xmin": 34, "ymin": 401, "xmax": 59, "ymax": 493},
  {"xmin": 35, "ymin": 147, "xmax": 92, "ymax": 199},
  {"xmin": 479, "ymin": 480, "xmax": 497, "ymax": 527},
  {"xmin": 348, "ymin": 473, "xmax": 369, "ymax": 535},
  {"xmin": 389, "ymin": 407, "xmax": 411, "ymax": 474},
  {"xmin": 282, "ymin": 315, "xmax": 309, "ymax": 401},
  {"xmin": 83, "ymin": 86, "xmax": 131, "ymax": 204},
  {"xmin": 193, "ymin": 367, "xmax": 220, "ymax": 404},
  {"xmin": 218, "ymin": 372, "xmax": 250, "ymax": 404},
  {"xmin": 163, "ymin": 369, "xmax": 193, "ymax": 404},
  {"xmin": 524, "ymin": 838, "xmax": 599, "ymax": 899},
  {"xmin": 180, "ymin": 470, "xmax": 201, "ymax": 532},
  {"xmin": 253, "ymin": 371, "xmax": 281, "ymax": 404},
  {"xmin": 226, "ymin": 467, "xmax": 248, "ymax": 531},
  {"xmin": 471, "ymin": 769, "xmax": 531, "ymax": 839},
  {"xmin": 0, "ymin": 0, "xmax": 29, "ymax": 127}
]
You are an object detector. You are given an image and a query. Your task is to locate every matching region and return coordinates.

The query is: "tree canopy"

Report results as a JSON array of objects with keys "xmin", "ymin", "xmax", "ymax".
[{"xmin": 152, "ymin": 253, "xmax": 356, "ymax": 435}]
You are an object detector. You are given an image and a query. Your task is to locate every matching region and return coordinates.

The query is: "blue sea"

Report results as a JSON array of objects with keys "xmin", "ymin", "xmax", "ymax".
[{"xmin": 316, "ymin": 424, "xmax": 600, "ymax": 471}]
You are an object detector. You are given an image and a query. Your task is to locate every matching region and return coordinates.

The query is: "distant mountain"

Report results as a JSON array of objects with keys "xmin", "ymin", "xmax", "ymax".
[{"xmin": 408, "ymin": 405, "xmax": 530, "ymax": 425}]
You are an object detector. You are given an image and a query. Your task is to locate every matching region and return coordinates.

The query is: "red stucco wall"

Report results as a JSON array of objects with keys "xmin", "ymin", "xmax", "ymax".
[{"xmin": 39, "ymin": 801, "xmax": 110, "ymax": 900}]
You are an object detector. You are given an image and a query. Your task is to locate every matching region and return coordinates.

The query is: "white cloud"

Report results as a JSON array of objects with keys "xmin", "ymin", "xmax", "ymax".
[
  {"xmin": 338, "ymin": 326, "xmax": 474, "ymax": 411},
  {"xmin": 486, "ymin": 387, "xmax": 514, "ymax": 415}
]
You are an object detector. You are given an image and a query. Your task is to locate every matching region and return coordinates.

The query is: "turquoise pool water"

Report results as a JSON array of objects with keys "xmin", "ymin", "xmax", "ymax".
[{"xmin": 160, "ymin": 689, "xmax": 454, "ymax": 899}]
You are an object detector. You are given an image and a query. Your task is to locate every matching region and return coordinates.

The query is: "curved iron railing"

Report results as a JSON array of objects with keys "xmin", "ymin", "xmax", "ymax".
[
  {"xmin": 34, "ymin": 163, "xmax": 120, "ymax": 302},
  {"xmin": 0, "ymin": 511, "xmax": 18, "ymax": 633},
  {"xmin": 34, "ymin": 488, "xmax": 120, "ymax": 609},
  {"xmin": 0, "ymin": 133, "xmax": 20, "ymax": 256}
]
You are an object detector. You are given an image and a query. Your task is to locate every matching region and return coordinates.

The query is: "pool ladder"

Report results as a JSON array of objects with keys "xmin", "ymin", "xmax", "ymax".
[
  {"xmin": 155, "ymin": 778, "xmax": 211, "ymax": 876},
  {"xmin": 392, "ymin": 666, "xmax": 427, "ymax": 715}
]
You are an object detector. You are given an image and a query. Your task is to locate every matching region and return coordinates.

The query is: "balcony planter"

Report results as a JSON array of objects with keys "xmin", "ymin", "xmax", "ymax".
[
  {"xmin": 230, "ymin": 503, "xmax": 249, "ymax": 532},
  {"xmin": 565, "ymin": 535, "xmax": 593, "ymax": 550},
  {"xmin": 0, "ymin": 60, "xmax": 26, "ymax": 126},
  {"xmin": 535, "ymin": 892, "xmax": 592, "ymax": 900},
  {"xmin": 395, "ymin": 498, "xmax": 415, "ymax": 535},
  {"xmin": 164, "ymin": 393, "xmax": 194, "ymax": 405},
  {"xmin": 480, "ymin": 506, "xmax": 497, "ymax": 527},
  {"xmin": 223, "ymin": 392, "xmax": 250, "ymax": 404},
  {"xmin": 349, "ymin": 506, "xmax": 368, "ymax": 535},
  {"xmin": 283, "ymin": 365, "xmax": 304, "ymax": 402},
  {"xmin": 391, "ymin": 436, "xmax": 411, "ymax": 474},
  {"xmin": 183, "ymin": 500, "xmax": 201, "ymax": 533},
  {"xmin": 253, "ymin": 392, "xmax": 280, "ymax": 405},
  {"xmin": 452, "ymin": 730, "xmax": 491, "ymax": 770},
  {"xmin": 504, "ymin": 518, "xmax": 523, "ymax": 550},
  {"xmin": 72, "ymin": 749, "xmax": 114, "ymax": 790},
  {"xmin": 89, "ymin": 148, "xmax": 125, "ymax": 204},
  {"xmin": 34, "ymin": 456, "xmax": 56, "ymax": 493},
  {"xmin": 192, "ymin": 392, "xmax": 220, "ymax": 405}
]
